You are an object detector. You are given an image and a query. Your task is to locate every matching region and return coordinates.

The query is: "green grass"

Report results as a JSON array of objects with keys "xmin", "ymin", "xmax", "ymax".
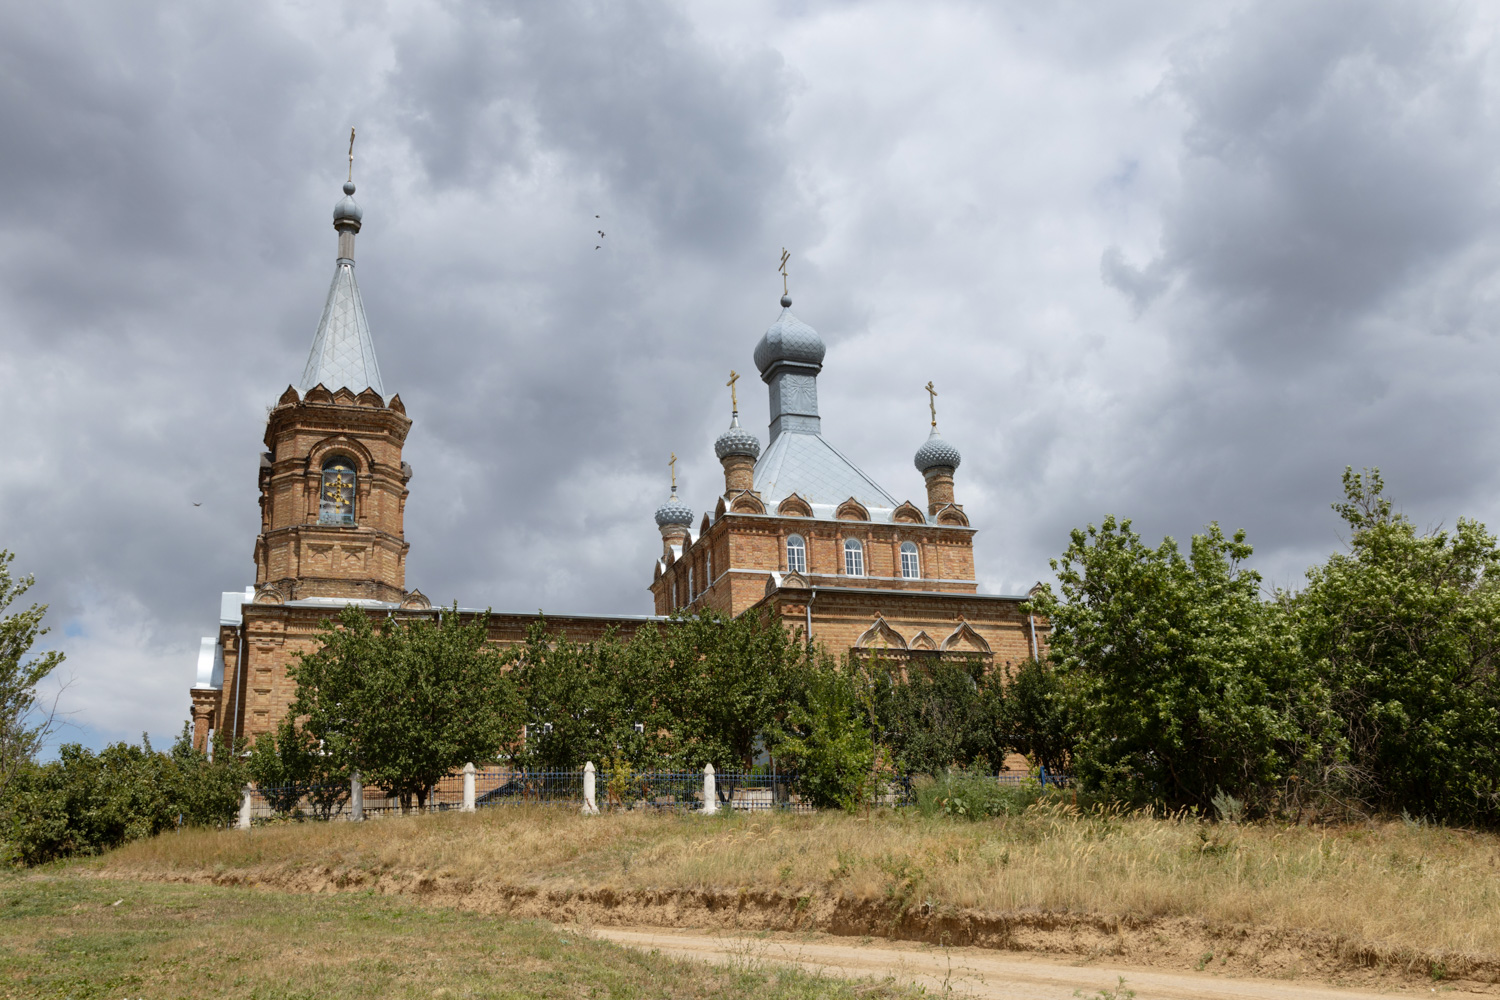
[{"xmin": 0, "ymin": 872, "xmax": 916, "ymax": 999}]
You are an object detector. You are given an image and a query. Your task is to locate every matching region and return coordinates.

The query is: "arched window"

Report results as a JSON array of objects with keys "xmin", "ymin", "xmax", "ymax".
[
  {"xmin": 843, "ymin": 538, "xmax": 865, "ymax": 577},
  {"xmin": 900, "ymin": 541, "xmax": 920, "ymax": 579},
  {"xmin": 319, "ymin": 456, "xmax": 357, "ymax": 525},
  {"xmin": 786, "ymin": 534, "xmax": 806, "ymax": 574}
]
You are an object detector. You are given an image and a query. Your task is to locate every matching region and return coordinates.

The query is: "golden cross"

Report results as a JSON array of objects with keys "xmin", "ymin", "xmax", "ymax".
[
  {"xmin": 669, "ymin": 452, "xmax": 678, "ymax": 492},
  {"xmin": 778, "ymin": 248, "xmax": 790, "ymax": 296},
  {"xmin": 347, "ymin": 127, "xmax": 356, "ymax": 182},
  {"xmin": 727, "ymin": 369, "xmax": 740, "ymax": 412},
  {"xmin": 925, "ymin": 381, "xmax": 938, "ymax": 428}
]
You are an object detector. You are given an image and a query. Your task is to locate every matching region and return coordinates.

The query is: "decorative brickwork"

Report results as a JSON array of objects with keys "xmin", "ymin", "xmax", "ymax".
[{"xmin": 255, "ymin": 386, "xmax": 412, "ymax": 604}]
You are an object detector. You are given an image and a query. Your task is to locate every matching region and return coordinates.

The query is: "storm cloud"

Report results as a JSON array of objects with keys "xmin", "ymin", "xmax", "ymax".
[{"xmin": 4, "ymin": 0, "xmax": 1500, "ymax": 749}]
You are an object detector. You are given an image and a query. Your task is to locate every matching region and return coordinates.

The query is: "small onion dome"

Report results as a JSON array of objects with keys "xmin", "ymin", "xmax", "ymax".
[
  {"xmin": 654, "ymin": 492, "xmax": 693, "ymax": 528},
  {"xmin": 914, "ymin": 428, "xmax": 962, "ymax": 474},
  {"xmin": 334, "ymin": 181, "xmax": 363, "ymax": 225},
  {"xmin": 714, "ymin": 413, "xmax": 761, "ymax": 460},
  {"xmin": 753, "ymin": 296, "xmax": 826, "ymax": 374}
]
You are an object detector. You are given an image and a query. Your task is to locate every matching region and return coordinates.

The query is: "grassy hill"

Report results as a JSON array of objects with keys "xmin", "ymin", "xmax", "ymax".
[{"xmin": 84, "ymin": 802, "xmax": 1500, "ymax": 988}]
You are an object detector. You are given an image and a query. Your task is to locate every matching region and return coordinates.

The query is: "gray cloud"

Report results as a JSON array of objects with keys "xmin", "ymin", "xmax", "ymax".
[{"xmin": 4, "ymin": 0, "xmax": 1500, "ymax": 750}]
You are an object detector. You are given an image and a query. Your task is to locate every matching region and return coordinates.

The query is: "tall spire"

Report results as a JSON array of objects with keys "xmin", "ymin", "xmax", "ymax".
[{"xmin": 299, "ymin": 138, "xmax": 385, "ymax": 397}]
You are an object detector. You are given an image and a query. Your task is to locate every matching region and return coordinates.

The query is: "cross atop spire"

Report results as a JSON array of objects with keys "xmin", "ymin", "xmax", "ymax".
[
  {"xmin": 347, "ymin": 127, "xmax": 356, "ymax": 183},
  {"xmin": 925, "ymin": 381, "xmax": 938, "ymax": 429},
  {"xmin": 669, "ymin": 452, "xmax": 678, "ymax": 492},
  {"xmin": 727, "ymin": 369, "xmax": 740, "ymax": 414}
]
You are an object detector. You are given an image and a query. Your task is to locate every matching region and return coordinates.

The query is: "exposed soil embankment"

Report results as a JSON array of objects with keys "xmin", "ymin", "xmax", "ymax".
[{"xmin": 110, "ymin": 864, "xmax": 1500, "ymax": 992}]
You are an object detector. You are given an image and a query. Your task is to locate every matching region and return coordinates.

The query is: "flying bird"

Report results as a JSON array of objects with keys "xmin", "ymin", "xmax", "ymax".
[
  {"xmin": 193, "ymin": 502, "xmax": 202, "ymax": 507},
  {"xmin": 598, "ymin": 230, "xmax": 605, "ymax": 237},
  {"xmin": 595, "ymin": 245, "xmax": 601, "ymax": 250}
]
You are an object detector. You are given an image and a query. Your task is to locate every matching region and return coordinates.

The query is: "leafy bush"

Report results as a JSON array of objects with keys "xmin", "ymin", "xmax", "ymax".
[
  {"xmin": 860, "ymin": 657, "xmax": 1005, "ymax": 776},
  {"xmin": 997, "ymin": 657, "xmax": 1074, "ymax": 777},
  {"xmin": 3, "ymin": 725, "xmax": 245, "ymax": 865},
  {"xmin": 771, "ymin": 662, "xmax": 876, "ymax": 812},
  {"xmin": 915, "ymin": 771, "xmax": 1041, "ymax": 820},
  {"xmin": 1030, "ymin": 518, "xmax": 1301, "ymax": 813},
  {"xmin": 1029, "ymin": 468, "xmax": 1500, "ymax": 824},
  {"xmin": 1293, "ymin": 469, "xmax": 1500, "ymax": 823},
  {"xmin": 245, "ymin": 717, "xmax": 348, "ymax": 820}
]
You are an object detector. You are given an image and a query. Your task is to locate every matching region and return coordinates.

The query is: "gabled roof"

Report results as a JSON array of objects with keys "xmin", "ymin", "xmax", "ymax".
[
  {"xmin": 754, "ymin": 430, "xmax": 897, "ymax": 518},
  {"xmin": 299, "ymin": 260, "xmax": 384, "ymax": 396}
]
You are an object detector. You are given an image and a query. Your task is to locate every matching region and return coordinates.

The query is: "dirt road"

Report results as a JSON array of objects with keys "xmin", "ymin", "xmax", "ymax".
[{"xmin": 595, "ymin": 926, "xmax": 1486, "ymax": 999}]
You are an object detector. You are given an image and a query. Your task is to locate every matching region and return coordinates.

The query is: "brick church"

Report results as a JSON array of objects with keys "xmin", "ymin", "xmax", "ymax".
[{"xmin": 187, "ymin": 176, "xmax": 1045, "ymax": 753}]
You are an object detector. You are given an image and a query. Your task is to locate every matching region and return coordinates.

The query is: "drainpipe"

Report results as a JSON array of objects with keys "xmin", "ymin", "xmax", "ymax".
[
  {"xmin": 806, "ymin": 588, "xmax": 817, "ymax": 650},
  {"xmin": 231, "ymin": 620, "xmax": 247, "ymax": 750},
  {"xmin": 1027, "ymin": 612, "xmax": 1039, "ymax": 661}
]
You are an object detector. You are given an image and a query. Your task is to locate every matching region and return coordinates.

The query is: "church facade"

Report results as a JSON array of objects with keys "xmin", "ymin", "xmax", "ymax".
[{"xmin": 187, "ymin": 177, "xmax": 1044, "ymax": 753}]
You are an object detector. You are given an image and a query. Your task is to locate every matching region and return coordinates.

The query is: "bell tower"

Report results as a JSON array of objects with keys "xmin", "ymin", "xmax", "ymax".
[{"xmin": 252, "ymin": 168, "xmax": 414, "ymax": 604}]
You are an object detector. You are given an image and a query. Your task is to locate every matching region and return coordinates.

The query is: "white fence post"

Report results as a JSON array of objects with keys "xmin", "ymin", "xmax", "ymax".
[
  {"xmin": 701, "ymin": 763, "xmax": 717, "ymax": 815},
  {"xmin": 462, "ymin": 762, "xmax": 476, "ymax": 812},
  {"xmin": 582, "ymin": 761, "xmax": 599, "ymax": 815},
  {"xmin": 350, "ymin": 771, "xmax": 363, "ymax": 821},
  {"xmin": 238, "ymin": 785, "xmax": 252, "ymax": 829}
]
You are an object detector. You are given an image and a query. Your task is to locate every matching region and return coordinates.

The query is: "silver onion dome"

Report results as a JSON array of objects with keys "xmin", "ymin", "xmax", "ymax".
[
  {"xmin": 914, "ymin": 428, "xmax": 962, "ymax": 473},
  {"xmin": 753, "ymin": 296, "xmax": 826, "ymax": 374},
  {"xmin": 714, "ymin": 413, "xmax": 761, "ymax": 460},
  {"xmin": 334, "ymin": 181, "xmax": 363, "ymax": 225},
  {"xmin": 654, "ymin": 492, "xmax": 693, "ymax": 528}
]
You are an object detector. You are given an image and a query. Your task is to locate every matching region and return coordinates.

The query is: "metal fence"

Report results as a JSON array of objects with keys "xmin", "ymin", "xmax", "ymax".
[
  {"xmin": 473, "ymin": 768, "xmax": 818, "ymax": 813},
  {"xmin": 241, "ymin": 765, "xmax": 1067, "ymax": 823}
]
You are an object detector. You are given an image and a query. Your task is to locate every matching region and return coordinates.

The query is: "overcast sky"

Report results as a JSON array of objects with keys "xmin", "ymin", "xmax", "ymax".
[{"xmin": 6, "ymin": 0, "xmax": 1500, "ymax": 752}]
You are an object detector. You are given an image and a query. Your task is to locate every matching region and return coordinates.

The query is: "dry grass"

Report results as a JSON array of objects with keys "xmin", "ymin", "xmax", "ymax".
[{"xmin": 99, "ymin": 802, "xmax": 1500, "ymax": 959}]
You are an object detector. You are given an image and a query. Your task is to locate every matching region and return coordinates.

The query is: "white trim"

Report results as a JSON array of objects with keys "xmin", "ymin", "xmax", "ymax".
[
  {"xmin": 708, "ymin": 510, "xmax": 977, "ymax": 533},
  {"xmin": 713, "ymin": 568, "xmax": 979, "ymax": 585}
]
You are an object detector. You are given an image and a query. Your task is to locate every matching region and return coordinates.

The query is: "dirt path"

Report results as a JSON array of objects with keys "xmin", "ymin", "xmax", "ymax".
[{"xmin": 595, "ymin": 926, "xmax": 1486, "ymax": 999}]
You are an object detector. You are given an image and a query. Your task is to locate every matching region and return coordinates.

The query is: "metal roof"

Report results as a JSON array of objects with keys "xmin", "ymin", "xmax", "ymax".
[
  {"xmin": 754, "ymin": 429, "xmax": 898, "ymax": 517},
  {"xmin": 219, "ymin": 587, "xmax": 254, "ymax": 626},
  {"xmin": 299, "ymin": 259, "xmax": 384, "ymax": 396},
  {"xmin": 192, "ymin": 636, "xmax": 224, "ymax": 690},
  {"xmin": 754, "ymin": 302, "xmax": 826, "ymax": 373}
]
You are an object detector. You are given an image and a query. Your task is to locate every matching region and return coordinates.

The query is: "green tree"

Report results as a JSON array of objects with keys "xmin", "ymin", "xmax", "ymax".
[
  {"xmin": 507, "ymin": 621, "xmax": 666, "ymax": 771},
  {"xmin": 996, "ymin": 657, "xmax": 1074, "ymax": 777},
  {"xmin": 289, "ymin": 605, "xmax": 519, "ymax": 810},
  {"xmin": 0, "ymin": 550, "xmax": 66, "ymax": 799},
  {"xmin": 1293, "ymin": 468, "xmax": 1500, "ymax": 822},
  {"xmin": 1030, "ymin": 517, "xmax": 1301, "ymax": 811},
  {"xmin": 163, "ymin": 724, "xmax": 248, "ymax": 828},
  {"xmin": 649, "ymin": 608, "xmax": 802, "ymax": 770},
  {"xmin": 862, "ymin": 656, "xmax": 1004, "ymax": 775},
  {"xmin": 246, "ymin": 716, "xmax": 349, "ymax": 819},
  {"xmin": 770, "ymin": 658, "xmax": 876, "ymax": 811},
  {"xmin": 509, "ymin": 609, "xmax": 803, "ymax": 773}
]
